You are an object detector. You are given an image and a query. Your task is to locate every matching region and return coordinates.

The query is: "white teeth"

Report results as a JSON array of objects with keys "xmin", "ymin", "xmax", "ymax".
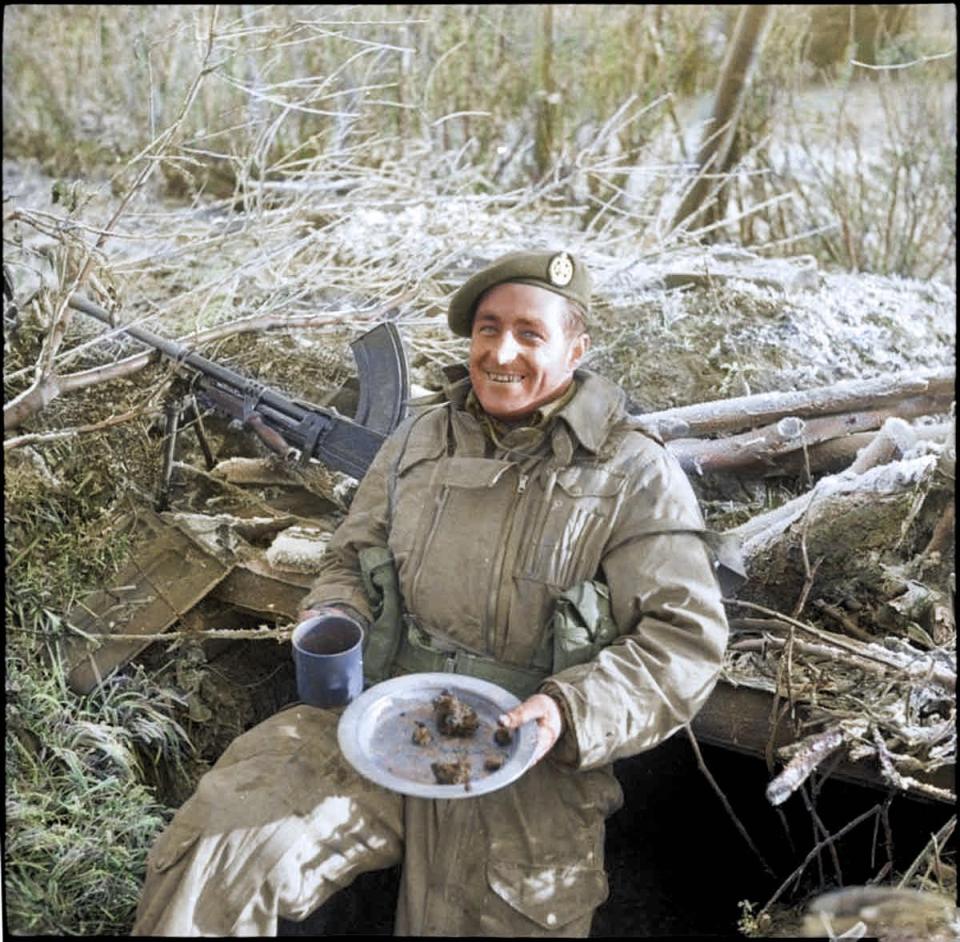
[{"xmin": 486, "ymin": 371, "xmax": 523, "ymax": 383}]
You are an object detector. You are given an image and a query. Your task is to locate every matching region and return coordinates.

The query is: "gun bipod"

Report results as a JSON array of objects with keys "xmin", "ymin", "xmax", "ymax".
[{"xmin": 155, "ymin": 383, "xmax": 217, "ymax": 512}]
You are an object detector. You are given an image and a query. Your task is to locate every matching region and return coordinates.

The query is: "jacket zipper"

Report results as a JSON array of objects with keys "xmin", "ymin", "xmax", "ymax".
[{"xmin": 484, "ymin": 468, "xmax": 529, "ymax": 656}]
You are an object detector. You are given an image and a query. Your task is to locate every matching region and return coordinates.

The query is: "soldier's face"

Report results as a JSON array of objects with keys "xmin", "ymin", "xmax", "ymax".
[{"xmin": 469, "ymin": 282, "xmax": 589, "ymax": 421}]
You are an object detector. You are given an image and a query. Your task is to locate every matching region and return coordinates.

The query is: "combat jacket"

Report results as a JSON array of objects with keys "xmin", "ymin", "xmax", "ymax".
[{"xmin": 304, "ymin": 367, "xmax": 728, "ymax": 770}]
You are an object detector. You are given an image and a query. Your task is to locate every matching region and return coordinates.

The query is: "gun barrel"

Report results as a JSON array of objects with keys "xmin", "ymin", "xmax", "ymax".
[
  {"xmin": 68, "ymin": 292, "xmax": 395, "ymax": 479},
  {"xmin": 68, "ymin": 294, "xmax": 307, "ymax": 423}
]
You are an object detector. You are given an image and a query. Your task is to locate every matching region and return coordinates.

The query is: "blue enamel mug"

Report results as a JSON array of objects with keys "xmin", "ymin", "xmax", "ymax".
[{"xmin": 292, "ymin": 613, "xmax": 364, "ymax": 708}]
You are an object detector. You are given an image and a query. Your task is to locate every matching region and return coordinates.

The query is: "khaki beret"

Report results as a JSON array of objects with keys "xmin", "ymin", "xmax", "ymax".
[{"xmin": 448, "ymin": 250, "xmax": 591, "ymax": 337}]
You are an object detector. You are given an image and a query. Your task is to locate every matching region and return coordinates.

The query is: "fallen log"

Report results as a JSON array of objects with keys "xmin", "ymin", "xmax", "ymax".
[
  {"xmin": 726, "ymin": 451, "xmax": 952, "ymax": 619},
  {"xmin": 773, "ymin": 419, "xmax": 950, "ymax": 478},
  {"xmin": 637, "ymin": 366, "xmax": 954, "ymax": 441},
  {"xmin": 668, "ymin": 405, "xmax": 950, "ymax": 477},
  {"xmin": 729, "ymin": 453, "xmax": 940, "ymax": 556},
  {"xmin": 848, "ymin": 416, "xmax": 917, "ymax": 474},
  {"xmin": 692, "ymin": 681, "xmax": 955, "ymax": 802}
]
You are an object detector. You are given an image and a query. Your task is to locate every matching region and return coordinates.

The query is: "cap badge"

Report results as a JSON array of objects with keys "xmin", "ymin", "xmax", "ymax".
[{"xmin": 548, "ymin": 252, "xmax": 574, "ymax": 287}]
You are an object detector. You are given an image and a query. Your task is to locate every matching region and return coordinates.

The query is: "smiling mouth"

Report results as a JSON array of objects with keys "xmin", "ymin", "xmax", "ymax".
[{"xmin": 485, "ymin": 371, "xmax": 525, "ymax": 384}]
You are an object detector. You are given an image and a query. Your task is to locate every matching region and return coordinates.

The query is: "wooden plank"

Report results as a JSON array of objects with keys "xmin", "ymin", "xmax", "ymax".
[
  {"xmin": 210, "ymin": 557, "xmax": 314, "ymax": 621},
  {"xmin": 693, "ymin": 680, "xmax": 955, "ymax": 803},
  {"xmin": 62, "ymin": 509, "xmax": 233, "ymax": 694}
]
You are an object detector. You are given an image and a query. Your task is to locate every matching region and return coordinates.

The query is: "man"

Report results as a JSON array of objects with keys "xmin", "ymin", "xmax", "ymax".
[{"xmin": 134, "ymin": 250, "xmax": 729, "ymax": 936}]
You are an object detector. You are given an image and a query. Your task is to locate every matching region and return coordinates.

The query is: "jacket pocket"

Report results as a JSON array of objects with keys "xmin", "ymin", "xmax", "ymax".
[
  {"xmin": 405, "ymin": 458, "xmax": 517, "ymax": 641},
  {"xmin": 519, "ymin": 465, "xmax": 626, "ymax": 588},
  {"xmin": 387, "ymin": 441, "xmax": 443, "ymax": 562},
  {"xmin": 485, "ymin": 859, "xmax": 609, "ymax": 931},
  {"xmin": 395, "ymin": 438, "xmax": 445, "ymax": 477},
  {"xmin": 554, "ymin": 466, "xmax": 625, "ymax": 499}
]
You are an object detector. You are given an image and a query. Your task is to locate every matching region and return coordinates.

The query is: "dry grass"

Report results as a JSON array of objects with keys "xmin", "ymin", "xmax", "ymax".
[{"xmin": 2, "ymin": 5, "xmax": 955, "ymax": 281}]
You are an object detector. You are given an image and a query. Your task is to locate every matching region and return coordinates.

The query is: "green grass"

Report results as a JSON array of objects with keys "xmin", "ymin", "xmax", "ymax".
[
  {"xmin": 5, "ymin": 649, "xmax": 193, "ymax": 934},
  {"xmin": 4, "ymin": 425, "xmax": 196, "ymax": 934}
]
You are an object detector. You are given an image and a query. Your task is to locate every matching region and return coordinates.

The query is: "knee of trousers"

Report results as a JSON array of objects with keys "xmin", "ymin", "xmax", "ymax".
[{"xmin": 135, "ymin": 706, "xmax": 404, "ymax": 935}]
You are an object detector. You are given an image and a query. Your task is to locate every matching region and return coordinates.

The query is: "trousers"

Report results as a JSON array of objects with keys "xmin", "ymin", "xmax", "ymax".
[{"xmin": 133, "ymin": 704, "xmax": 621, "ymax": 936}]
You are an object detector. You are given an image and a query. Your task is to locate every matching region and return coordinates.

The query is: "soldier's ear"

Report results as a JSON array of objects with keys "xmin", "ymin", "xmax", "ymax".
[{"xmin": 568, "ymin": 332, "xmax": 590, "ymax": 369}]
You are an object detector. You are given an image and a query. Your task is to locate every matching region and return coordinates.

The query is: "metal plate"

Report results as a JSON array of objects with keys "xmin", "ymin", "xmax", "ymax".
[{"xmin": 337, "ymin": 673, "xmax": 538, "ymax": 799}]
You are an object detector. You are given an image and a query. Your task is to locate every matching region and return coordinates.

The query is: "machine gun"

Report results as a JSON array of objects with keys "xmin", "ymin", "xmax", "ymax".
[{"xmin": 66, "ymin": 294, "xmax": 409, "ymax": 508}]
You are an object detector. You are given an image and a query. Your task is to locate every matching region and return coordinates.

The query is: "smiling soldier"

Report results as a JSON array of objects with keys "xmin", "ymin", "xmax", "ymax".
[{"xmin": 133, "ymin": 250, "xmax": 733, "ymax": 937}]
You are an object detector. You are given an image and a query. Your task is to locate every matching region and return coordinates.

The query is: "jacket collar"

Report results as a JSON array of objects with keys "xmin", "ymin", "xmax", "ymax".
[
  {"xmin": 555, "ymin": 370, "xmax": 628, "ymax": 453},
  {"xmin": 439, "ymin": 365, "xmax": 627, "ymax": 455}
]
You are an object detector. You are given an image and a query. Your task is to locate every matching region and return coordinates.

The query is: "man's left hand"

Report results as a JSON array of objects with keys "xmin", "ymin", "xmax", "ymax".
[{"xmin": 498, "ymin": 693, "xmax": 563, "ymax": 765}]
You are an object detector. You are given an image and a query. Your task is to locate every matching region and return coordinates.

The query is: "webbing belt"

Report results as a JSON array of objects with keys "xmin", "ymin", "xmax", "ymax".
[{"xmin": 392, "ymin": 619, "xmax": 548, "ymax": 700}]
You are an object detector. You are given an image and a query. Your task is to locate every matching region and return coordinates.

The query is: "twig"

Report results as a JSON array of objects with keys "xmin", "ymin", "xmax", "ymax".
[
  {"xmin": 765, "ymin": 696, "xmax": 793, "ymax": 776},
  {"xmin": 4, "ymin": 394, "xmax": 163, "ymax": 451},
  {"xmin": 880, "ymin": 794, "xmax": 896, "ymax": 885},
  {"xmin": 765, "ymin": 725, "xmax": 846, "ymax": 807},
  {"xmin": 897, "ymin": 816, "xmax": 956, "ymax": 890},
  {"xmin": 791, "ymin": 489, "xmax": 823, "ymax": 619},
  {"xmin": 801, "ymin": 781, "xmax": 844, "ymax": 888},
  {"xmin": 70, "ymin": 626, "xmax": 293, "ymax": 644},
  {"xmin": 812, "ymin": 600, "xmax": 876, "ymax": 644},
  {"xmin": 850, "ymin": 49, "xmax": 956, "ymax": 71},
  {"xmin": 775, "ymin": 806, "xmax": 797, "ymax": 856},
  {"xmin": 723, "ymin": 598, "xmax": 957, "ymax": 692},
  {"xmin": 760, "ymin": 803, "xmax": 882, "ymax": 917},
  {"xmin": 872, "ymin": 726, "xmax": 956, "ymax": 803},
  {"xmin": 800, "ymin": 783, "xmax": 826, "ymax": 891},
  {"xmin": 684, "ymin": 724, "xmax": 776, "ymax": 877}
]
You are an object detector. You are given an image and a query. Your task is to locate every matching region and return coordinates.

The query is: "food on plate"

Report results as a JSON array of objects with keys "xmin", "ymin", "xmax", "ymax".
[
  {"xmin": 411, "ymin": 721, "xmax": 433, "ymax": 746},
  {"xmin": 432, "ymin": 689, "xmax": 480, "ymax": 737},
  {"xmin": 431, "ymin": 758, "xmax": 472, "ymax": 785}
]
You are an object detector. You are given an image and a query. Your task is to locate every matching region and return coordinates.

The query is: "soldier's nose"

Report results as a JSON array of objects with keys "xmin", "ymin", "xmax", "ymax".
[{"xmin": 495, "ymin": 334, "xmax": 520, "ymax": 364}]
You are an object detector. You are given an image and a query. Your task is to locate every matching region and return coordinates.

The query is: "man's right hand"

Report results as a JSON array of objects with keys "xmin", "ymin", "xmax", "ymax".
[
  {"xmin": 297, "ymin": 605, "xmax": 367, "ymax": 627},
  {"xmin": 297, "ymin": 606, "xmax": 345, "ymax": 623}
]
